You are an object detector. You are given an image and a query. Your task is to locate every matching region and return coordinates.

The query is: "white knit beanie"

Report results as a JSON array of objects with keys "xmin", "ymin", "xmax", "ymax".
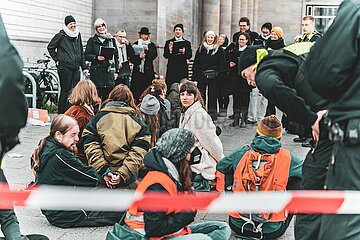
[{"xmin": 94, "ymin": 18, "xmax": 107, "ymax": 29}]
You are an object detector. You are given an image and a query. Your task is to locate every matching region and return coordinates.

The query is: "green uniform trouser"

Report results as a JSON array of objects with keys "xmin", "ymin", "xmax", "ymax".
[
  {"xmin": 319, "ymin": 142, "xmax": 360, "ymax": 239},
  {"xmin": 0, "ymin": 169, "xmax": 28, "ymax": 240},
  {"xmin": 295, "ymin": 138, "xmax": 333, "ymax": 240}
]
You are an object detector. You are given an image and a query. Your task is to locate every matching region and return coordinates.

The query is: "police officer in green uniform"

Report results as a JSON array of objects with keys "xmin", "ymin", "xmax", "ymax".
[
  {"xmin": 0, "ymin": 15, "xmax": 48, "ymax": 240},
  {"xmin": 306, "ymin": 0, "xmax": 360, "ymax": 239},
  {"xmin": 238, "ymin": 42, "xmax": 332, "ymax": 240}
]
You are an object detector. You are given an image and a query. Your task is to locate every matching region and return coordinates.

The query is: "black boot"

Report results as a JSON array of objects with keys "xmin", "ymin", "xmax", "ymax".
[
  {"xmin": 230, "ymin": 113, "xmax": 240, "ymax": 127},
  {"xmin": 240, "ymin": 111, "xmax": 246, "ymax": 128}
]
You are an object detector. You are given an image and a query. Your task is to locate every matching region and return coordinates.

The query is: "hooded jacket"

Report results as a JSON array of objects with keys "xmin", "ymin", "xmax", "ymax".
[
  {"xmin": 83, "ymin": 101, "xmax": 150, "ymax": 181},
  {"xmin": 141, "ymin": 149, "xmax": 196, "ymax": 238},
  {"xmin": 217, "ymin": 136, "xmax": 303, "ymax": 233},
  {"xmin": 35, "ymin": 137, "xmax": 105, "ymax": 228}
]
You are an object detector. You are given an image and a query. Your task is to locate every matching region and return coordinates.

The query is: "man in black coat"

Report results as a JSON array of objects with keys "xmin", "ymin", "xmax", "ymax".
[
  {"xmin": 0, "ymin": 15, "xmax": 48, "ymax": 240},
  {"xmin": 306, "ymin": 1, "xmax": 360, "ymax": 239},
  {"xmin": 232, "ymin": 17, "xmax": 259, "ymax": 45},
  {"xmin": 47, "ymin": 15, "xmax": 88, "ymax": 113},
  {"xmin": 163, "ymin": 24, "xmax": 192, "ymax": 90}
]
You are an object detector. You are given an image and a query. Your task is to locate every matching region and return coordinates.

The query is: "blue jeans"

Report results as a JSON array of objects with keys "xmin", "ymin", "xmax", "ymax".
[{"xmin": 165, "ymin": 221, "xmax": 231, "ymax": 240}]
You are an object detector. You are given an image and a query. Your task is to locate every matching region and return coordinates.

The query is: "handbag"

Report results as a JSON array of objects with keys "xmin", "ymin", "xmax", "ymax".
[{"xmin": 202, "ymin": 69, "xmax": 219, "ymax": 80}]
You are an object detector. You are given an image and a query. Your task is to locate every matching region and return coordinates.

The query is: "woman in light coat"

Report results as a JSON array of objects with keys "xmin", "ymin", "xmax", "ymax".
[{"xmin": 179, "ymin": 81, "xmax": 224, "ymax": 191}]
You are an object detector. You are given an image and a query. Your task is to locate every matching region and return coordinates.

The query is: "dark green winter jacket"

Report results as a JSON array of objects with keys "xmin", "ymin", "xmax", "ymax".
[
  {"xmin": 36, "ymin": 137, "xmax": 106, "ymax": 228},
  {"xmin": 217, "ymin": 136, "xmax": 303, "ymax": 234}
]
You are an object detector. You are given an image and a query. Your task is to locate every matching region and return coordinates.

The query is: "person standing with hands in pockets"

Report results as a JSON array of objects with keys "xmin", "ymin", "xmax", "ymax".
[{"xmin": 47, "ymin": 15, "xmax": 88, "ymax": 114}]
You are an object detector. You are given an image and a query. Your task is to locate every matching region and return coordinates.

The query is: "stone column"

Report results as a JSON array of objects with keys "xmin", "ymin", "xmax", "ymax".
[
  {"xmin": 231, "ymin": 0, "xmax": 241, "ymax": 38},
  {"xmin": 157, "ymin": 0, "xmax": 167, "ymax": 75},
  {"xmin": 219, "ymin": 0, "xmax": 232, "ymax": 38},
  {"xmin": 240, "ymin": 0, "xmax": 248, "ymax": 18},
  {"xmin": 247, "ymin": 0, "xmax": 254, "ymax": 25},
  {"xmin": 201, "ymin": 0, "xmax": 220, "ymax": 34},
  {"xmin": 253, "ymin": 0, "xmax": 259, "ymax": 31}
]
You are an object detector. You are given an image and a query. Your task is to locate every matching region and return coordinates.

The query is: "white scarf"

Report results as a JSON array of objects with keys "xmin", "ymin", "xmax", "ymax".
[
  {"xmin": 163, "ymin": 157, "xmax": 180, "ymax": 184},
  {"xmin": 137, "ymin": 39, "xmax": 151, "ymax": 73},
  {"xmin": 116, "ymin": 42, "xmax": 128, "ymax": 64},
  {"xmin": 175, "ymin": 36, "xmax": 183, "ymax": 41},
  {"xmin": 203, "ymin": 42, "xmax": 218, "ymax": 55},
  {"xmin": 62, "ymin": 26, "xmax": 79, "ymax": 38},
  {"xmin": 261, "ymin": 34, "xmax": 271, "ymax": 40},
  {"xmin": 238, "ymin": 45, "xmax": 247, "ymax": 52}
]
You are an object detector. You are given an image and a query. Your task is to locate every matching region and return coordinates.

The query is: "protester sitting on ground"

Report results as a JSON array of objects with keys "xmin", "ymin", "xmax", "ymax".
[
  {"xmin": 167, "ymin": 78, "xmax": 191, "ymax": 128},
  {"xmin": 83, "ymin": 84, "xmax": 150, "ymax": 188},
  {"xmin": 121, "ymin": 128, "xmax": 231, "ymax": 239},
  {"xmin": 217, "ymin": 115, "xmax": 303, "ymax": 239},
  {"xmin": 139, "ymin": 79, "xmax": 172, "ymax": 137},
  {"xmin": 140, "ymin": 94, "xmax": 160, "ymax": 148},
  {"xmin": 179, "ymin": 81, "xmax": 224, "ymax": 191},
  {"xmin": 64, "ymin": 80, "xmax": 101, "ymax": 163},
  {"xmin": 31, "ymin": 114, "xmax": 122, "ymax": 228}
]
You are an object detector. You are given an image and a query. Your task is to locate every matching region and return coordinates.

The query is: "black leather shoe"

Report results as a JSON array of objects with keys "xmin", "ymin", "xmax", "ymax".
[
  {"xmin": 228, "ymin": 114, "xmax": 234, "ymax": 119},
  {"xmin": 301, "ymin": 138, "xmax": 312, "ymax": 148},
  {"xmin": 293, "ymin": 137, "xmax": 307, "ymax": 143},
  {"xmin": 245, "ymin": 120, "xmax": 257, "ymax": 124}
]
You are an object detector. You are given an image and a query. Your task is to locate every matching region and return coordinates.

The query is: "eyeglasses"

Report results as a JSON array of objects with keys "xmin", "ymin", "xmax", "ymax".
[{"xmin": 238, "ymin": 38, "xmax": 247, "ymax": 41}]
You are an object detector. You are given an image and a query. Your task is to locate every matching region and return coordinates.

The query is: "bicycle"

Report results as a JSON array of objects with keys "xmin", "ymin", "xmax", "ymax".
[{"xmin": 23, "ymin": 54, "xmax": 60, "ymax": 108}]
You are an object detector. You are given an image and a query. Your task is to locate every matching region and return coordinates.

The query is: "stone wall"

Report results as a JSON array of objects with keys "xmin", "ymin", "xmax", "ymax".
[{"xmin": 0, "ymin": 0, "xmax": 93, "ymax": 66}]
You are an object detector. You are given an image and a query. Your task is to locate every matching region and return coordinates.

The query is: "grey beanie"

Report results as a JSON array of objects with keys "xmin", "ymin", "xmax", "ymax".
[
  {"xmin": 156, "ymin": 128, "xmax": 196, "ymax": 163},
  {"xmin": 140, "ymin": 94, "xmax": 160, "ymax": 115}
]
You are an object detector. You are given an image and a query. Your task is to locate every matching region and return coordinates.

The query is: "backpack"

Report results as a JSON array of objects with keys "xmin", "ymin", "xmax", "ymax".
[{"xmin": 230, "ymin": 147, "xmax": 291, "ymax": 234}]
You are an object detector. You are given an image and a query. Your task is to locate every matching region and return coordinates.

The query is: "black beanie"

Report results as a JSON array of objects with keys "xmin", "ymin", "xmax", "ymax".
[
  {"xmin": 238, "ymin": 45, "xmax": 264, "ymax": 73},
  {"xmin": 64, "ymin": 15, "xmax": 76, "ymax": 26},
  {"xmin": 174, "ymin": 23, "xmax": 184, "ymax": 32},
  {"xmin": 261, "ymin": 22, "xmax": 272, "ymax": 32}
]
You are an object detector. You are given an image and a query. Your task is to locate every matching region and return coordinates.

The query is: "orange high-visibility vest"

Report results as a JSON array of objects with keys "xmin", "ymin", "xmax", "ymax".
[
  {"xmin": 229, "ymin": 148, "xmax": 291, "ymax": 222},
  {"xmin": 125, "ymin": 171, "xmax": 191, "ymax": 239}
]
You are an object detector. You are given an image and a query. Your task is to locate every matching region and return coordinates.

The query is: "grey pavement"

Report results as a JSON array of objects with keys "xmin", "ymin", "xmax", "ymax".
[{"xmin": 1, "ymin": 110, "xmax": 309, "ymax": 240}]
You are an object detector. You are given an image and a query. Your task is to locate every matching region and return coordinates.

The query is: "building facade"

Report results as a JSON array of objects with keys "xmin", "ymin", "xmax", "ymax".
[{"xmin": 0, "ymin": 0, "xmax": 342, "ymax": 74}]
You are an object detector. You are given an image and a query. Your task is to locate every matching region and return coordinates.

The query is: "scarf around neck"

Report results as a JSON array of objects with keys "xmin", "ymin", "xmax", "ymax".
[
  {"xmin": 96, "ymin": 32, "xmax": 113, "ymax": 40},
  {"xmin": 62, "ymin": 26, "xmax": 79, "ymax": 38},
  {"xmin": 203, "ymin": 42, "xmax": 218, "ymax": 55},
  {"xmin": 137, "ymin": 39, "xmax": 151, "ymax": 73}
]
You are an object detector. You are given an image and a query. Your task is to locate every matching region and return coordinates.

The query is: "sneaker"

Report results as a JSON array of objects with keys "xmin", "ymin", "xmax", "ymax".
[{"xmin": 245, "ymin": 120, "xmax": 257, "ymax": 124}]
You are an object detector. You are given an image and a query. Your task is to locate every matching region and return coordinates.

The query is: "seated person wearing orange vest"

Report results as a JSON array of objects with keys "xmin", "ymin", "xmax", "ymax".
[
  {"xmin": 217, "ymin": 115, "xmax": 303, "ymax": 239},
  {"xmin": 124, "ymin": 128, "xmax": 231, "ymax": 239}
]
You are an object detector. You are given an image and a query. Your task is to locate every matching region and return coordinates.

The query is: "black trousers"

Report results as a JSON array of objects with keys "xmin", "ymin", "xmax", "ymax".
[
  {"xmin": 198, "ymin": 79, "xmax": 218, "ymax": 120},
  {"xmin": 233, "ymin": 92, "xmax": 250, "ymax": 115},
  {"xmin": 0, "ymin": 169, "xmax": 23, "ymax": 239},
  {"xmin": 318, "ymin": 142, "xmax": 360, "ymax": 239},
  {"xmin": 58, "ymin": 65, "xmax": 80, "ymax": 114},
  {"xmin": 217, "ymin": 77, "xmax": 229, "ymax": 110},
  {"xmin": 96, "ymin": 86, "xmax": 113, "ymax": 102},
  {"xmin": 294, "ymin": 138, "xmax": 333, "ymax": 240},
  {"xmin": 57, "ymin": 65, "xmax": 80, "ymax": 114}
]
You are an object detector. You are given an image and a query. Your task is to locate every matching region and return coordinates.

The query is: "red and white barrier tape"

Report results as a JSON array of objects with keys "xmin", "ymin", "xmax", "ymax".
[{"xmin": 1, "ymin": 184, "xmax": 359, "ymax": 214}]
